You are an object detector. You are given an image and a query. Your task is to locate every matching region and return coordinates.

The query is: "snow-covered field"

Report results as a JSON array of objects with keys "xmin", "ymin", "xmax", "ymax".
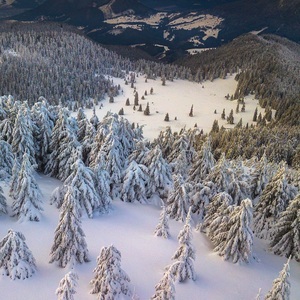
[
  {"xmin": 86, "ymin": 74, "xmax": 264, "ymax": 140},
  {"xmin": 1, "ymin": 175, "xmax": 300, "ymax": 300}
]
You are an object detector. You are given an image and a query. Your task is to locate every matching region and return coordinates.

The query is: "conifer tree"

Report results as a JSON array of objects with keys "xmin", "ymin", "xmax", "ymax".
[
  {"xmin": 213, "ymin": 199, "xmax": 253, "ymax": 263},
  {"xmin": 11, "ymin": 153, "xmax": 43, "ymax": 222},
  {"xmin": 120, "ymin": 160, "xmax": 149, "ymax": 203},
  {"xmin": 189, "ymin": 105, "xmax": 193, "ymax": 117},
  {"xmin": 90, "ymin": 245, "xmax": 132, "ymax": 298},
  {"xmin": 164, "ymin": 113, "xmax": 170, "ymax": 122},
  {"xmin": 154, "ymin": 206, "xmax": 170, "ymax": 239},
  {"xmin": 0, "ymin": 185, "xmax": 7, "ymax": 214},
  {"xmin": 51, "ymin": 158, "xmax": 101, "ymax": 218},
  {"xmin": 144, "ymin": 102, "xmax": 150, "ymax": 116},
  {"xmin": 168, "ymin": 208, "xmax": 196, "ymax": 282},
  {"xmin": 253, "ymin": 107, "xmax": 258, "ymax": 121},
  {"xmin": 254, "ymin": 167, "xmax": 297, "ymax": 239},
  {"xmin": 56, "ymin": 271, "xmax": 79, "ymax": 300},
  {"xmin": 9, "ymin": 158, "xmax": 20, "ymax": 199},
  {"xmin": 188, "ymin": 138, "xmax": 215, "ymax": 184},
  {"xmin": 127, "ymin": 140, "xmax": 149, "ymax": 165},
  {"xmin": 167, "ymin": 174, "xmax": 191, "ymax": 222},
  {"xmin": 11, "ymin": 105, "xmax": 36, "ymax": 166},
  {"xmin": 227, "ymin": 174, "xmax": 250, "ymax": 205},
  {"xmin": 0, "ymin": 139, "xmax": 14, "ymax": 179},
  {"xmin": 227, "ymin": 109, "xmax": 234, "ymax": 124},
  {"xmin": 264, "ymin": 258, "xmax": 291, "ymax": 300},
  {"xmin": 151, "ymin": 268, "xmax": 175, "ymax": 300},
  {"xmin": 0, "ymin": 118, "xmax": 14, "ymax": 144},
  {"xmin": 93, "ymin": 153, "xmax": 112, "ymax": 214},
  {"xmin": 49, "ymin": 185, "xmax": 89, "ymax": 268},
  {"xmin": 0, "ymin": 229, "xmax": 36, "ymax": 279},
  {"xmin": 269, "ymin": 193, "xmax": 300, "ymax": 261}
]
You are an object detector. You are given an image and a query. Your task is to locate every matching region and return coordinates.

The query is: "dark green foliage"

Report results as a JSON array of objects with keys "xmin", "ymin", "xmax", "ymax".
[
  {"xmin": 125, "ymin": 98, "xmax": 130, "ymax": 106},
  {"xmin": 189, "ymin": 105, "xmax": 193, "ymax": 117},
  {"xmin": 227, "ymin": 109, "xmax": 234, "ymax": 124},
  {"xmin": 144, "ymin": 103, "xmax": 150, "ymax": 116},
  {"xmin": 221, "ymin": 109, "xmax": 226, "ymax": 120},
  {"xmin": 118, "ymin": 108, "xmax": 124, "ymax": 115},
  {"xmin": 164, "ymin": 113, "xmax": 170, "ymax": 122}
]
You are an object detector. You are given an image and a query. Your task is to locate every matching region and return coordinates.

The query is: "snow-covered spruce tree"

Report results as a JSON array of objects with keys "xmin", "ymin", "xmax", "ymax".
[
  {"xmin": 154, "ymin": 206, "xmax": 170, "ymax": 239},
  {"xmin": 127, "ymin": 140, "xmax": 150, "ymax": 165},
  {"xmin": 90, "ymin": 245, "xmax": 132, "ymax": 298},
  {"xmin": 190, "ymin": 181, "xmax": 216, "ymax": 223},
  {"xmin": 206, "ymin": 153, "xmax": 232, "ymax": 193},
  {"xmin": 51, "ymin": 158, "xmax": 101, "ymax": 218},
  {"xmin": 151, "ymin": 267, "xmax": 175, "ymax": 300},
  {"xmin": 120, "ymin": 160, "xmax": 149, "ymax": 203},
  {"xmin": 76, "ymin": 108, "xmax": 88, "ymax": 142},
  {"xmin": 0, "ymin": 229, "xmax": 36, "ymax": 279},
  {"xmin": 269, "ymin": 193, "xmax": 300, "ymax": 261},
  {"xmin": 153, "ymin": 127, "xmax": 175, "ymax": 159},
  {"xmin": 45, "ymin": 107, "xmax": 80, "ymax": 180},
  {"xmin": 254, "ymin": 166, "xmax": 297, "ymax": 239},
  {"xmin": 213, "ymin": 199, "xmax": 253, "ymax": 264},
  {"xmin": 171, "ymin": 149, "xmax": 190, "ymax": 179},
  {"xmin": 100, "ymin": 131, "xmax": 125, "ymax": 194},
  {"xmin": 188, "ymin": 138, "xmax": 215, "ymax": 184},
  {"xmin": 201, "ymin": 192, "xmax": 234, "ymax": 232},
  {"xmin": 166, "ymin": 174, "xmax": 192, "ymax": 222},
  {"xmin": 30, "ymin": 100, "xmax": 54, "ymax": 171},
  {"xmin": 49, "ymin": 185, "xmax": 89, "ymax": 268},
  {"xmin": 144, "ymin": 145, "xmax": 172, "ymax": 198},
  {"xmin": 81, "ymin": 121, "xmax": 96, "ymax": 164},
  {"xmin": 11, "ymin": 104, "xmax": 36, "ymax": 166},
  {"xmin": 56, "ymin": 271, "xmax": 79, "ymax": 300},
  {"xmin": 93, "ymin": 152, "xmax": 112, "ymax": 213},
  {"xmin": 227, "ymin": 173, "xmax": 250, "ymax": 205},
  {"xmin": 168, "ymin": 208, "xmax": 196, "ymax": 282},
  {"xmin": 9, "ymin": 158, "xmax": 20, "ymax": 199},
  {"xmin": 0, "ymin": 139, "xmax": 14, "ymax": 179},
  {"xmin": 251, "ymin": 152, "xmax": 269, "ymax": 199},
  {"xmin": 264, "ymin": 258, "xmax": 291, "ymax": 300},
  {"xmin": 168, "ymin": 134, "xmax": 189, "ymax": 164},
  {"xmin": 0, "ymin": 117, "xmax": 14, "ymax": 144},
  {"xmin": 0, "ymin": 185, "xmax": 7, "ymax": 214},
  {"xmin": 11, "ymin": 152, "xmax": 43, "ymax": 222}
]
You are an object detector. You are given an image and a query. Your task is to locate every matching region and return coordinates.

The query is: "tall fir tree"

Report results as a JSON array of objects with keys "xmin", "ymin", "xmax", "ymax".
[
  {"xmin": 0, "ymin": 139, "xmax": 14, "ymax": 179},
  {"xmin": 151, "ymin": 268, "xmax": 176, "ymax": 300},
  {"xmin": 120, "ymin": 160, "xmax": 149, "ymax": 203},
  {"xmin": 254, "ymin": 166, "xmax": 297, "ymax": 239},
  {"xmin": 154, "ymin": 206, "xmax": 170, "ymax": 239},
  {"xmin": 9, "ymin": 158, "xmax": 20, "ymax": 199},
  {"xmin": 167, "ymin": 174, "xmax": 192, "ymax": 222},
  {"xmin": 49, "ymin": 185, "xmax": 89, "ymax": 268},
  {"xmin": 0, "ymin": 185, "xmax": 7, "ymax": 214},
  {"xmin": 264, "ymin": 258, "xmax": 291, "ymax": 300},
  {"xmin": 213, "ymin": 199, "xmax": 253, "ymax": 263},
  {"xmin": 168, "ymin": 208, "xmax": 196, "ymax": 282},
  {"xmin": 56, "ymin": 271, "xmax": 79, "ymax": 300},
  {"xmin": 11, "ymin": 153, "xmax": 43, "ymax": 222},
  {"xmin": 0, "ymin": 229, "xmax": 36, "ymax": 279},
  {"xmin": 90, "ymin": 245, "xmax": 132, "ymax": 298},
  {"xmin": 269, "ymin": 193, "xmax": 300, "ymax": 261}
]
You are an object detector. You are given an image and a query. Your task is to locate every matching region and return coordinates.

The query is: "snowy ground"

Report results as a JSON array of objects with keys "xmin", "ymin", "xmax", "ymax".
[
  {"xmin": 1, "ymin": 176, "xmax": 300, "ymax": 300},
  {"xmin": 85, "ymin": 74, "xmax": 264, "ymax": 140}
]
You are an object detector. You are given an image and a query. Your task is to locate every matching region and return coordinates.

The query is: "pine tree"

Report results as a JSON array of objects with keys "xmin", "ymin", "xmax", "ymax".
[
  {"xmin": 213, "ymin": 199, "xmax": 253, "ymax": 263},
  {"xmin": 0, "ymin": 140, "xmax": 14, "ymax": 180},
  {"xmin": 154, "ymin": 206, "xmax": 170, "ymax": 239},
  {"xmin": 253, "ymin": 107, "xmax": 258, "ymax": 122},
  {"xmin": 11, "ymin": 153, "xmax": 43, "ymax": 222},
  {"xmin": 11, "ymin": 104, "xmax": 36, "ymax": 166},
  {"xmin": 51, "ymin": 158, "xmax": 102, "ymax": 217},
  {"xmin": 167, "ymin": 174, "xmax": 191, "ymax": 222},
  {"xmin": 144, "ymin": 102, "xmax": 150, "ymax": 116},
  {"xmin": 49, "ymin": 185, "xmax": 89, "ymax": 268},
  {"xmin": 254, "ymin": 167, "xmax": 297, "ymax": 239},
  {"xmin": 189, "ymin": 105, "xmax": 193, "ymax": 117},
  {"xmin": 93, "ymin": 153, "xmax": 112, "ymax": 214},
  {"xmin": 0, "ymin": 118, "xmax": 14, "ymax": 144},
  {"xmin": 56, "ymin": 271, "xmax": 79, "ymax": 300},
  {"xmin": 9, "ymin": 158, "xmax": 20, "ymax": 199},
  {"xmin": 227, "ymin": 173, "xmax": 250, "ymax": 205},
  {"xmin": 0, "ymin": 229, "xmax": 36, "ymax": 279},
  {"xmin": 120, "ymin": 160, "xmax": 149, "ymax": 203},
  {"xmin": 269, "ymin": 193, "xmax": 300, "ymax": 261},
  {"xmin": 90, "ymin": 245, "xmax": 132, "ymax": 298},
  {"xmin": 168, "ymin": 208, "xmax": 196, "ymax": 282},
  {"xmin": 221, "ymin": 109, "xmax": 226, "ymax": 120},
  {"xmin": 188, "ymin": 138, "xmax": 215, "ymax": 184},
  {"xmin": 264, "ymin": 258, "xmax": 291, "ymax": 300},
  {"xmin": 0, "ymin": 185, "xmax": 7, "ymax": 214},
  {"xmin": 151, "ymin": 268, "xmax": 175, "ymax": 300},
  {"xmin": 164, "ymin": 113, "xmax": 170, "ymax": 122}
]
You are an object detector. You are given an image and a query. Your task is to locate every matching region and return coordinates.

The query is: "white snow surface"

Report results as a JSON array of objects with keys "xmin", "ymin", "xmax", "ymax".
[
  {"xmin": 1, "ymin": 77, "xmax": 299, "ymax": 299},
  {"xmin": 0, "ymin": 176, "xmax": 300, "ymax": 299},
  {"xmin": 87, "ymin": 74, "xmax": 264, "ymax": 140}
]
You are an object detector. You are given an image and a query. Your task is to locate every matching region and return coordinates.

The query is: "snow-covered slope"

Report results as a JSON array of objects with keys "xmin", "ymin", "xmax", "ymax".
[{"xmin": 0, "ymin": 174, "xmax": 300, "ymax": 299}]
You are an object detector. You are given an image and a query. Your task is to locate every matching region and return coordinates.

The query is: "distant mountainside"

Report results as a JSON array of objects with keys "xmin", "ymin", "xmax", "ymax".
[
  {"xmin": 176, "ymin": 33, "xmax": 300, "ymax": 125},
  {"xmin": 1, "ymin": 0, "xmax": 299, "ymax": 61}
]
